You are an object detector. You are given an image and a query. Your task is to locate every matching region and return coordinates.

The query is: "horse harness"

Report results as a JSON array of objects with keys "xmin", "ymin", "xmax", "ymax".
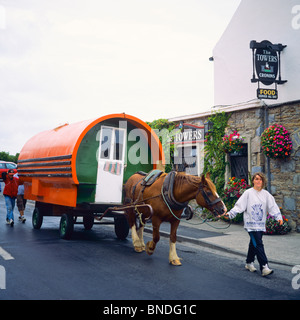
[
  {"xmin": 127, "ymin": 170, "xmax": 226, "ymax": 227},
  {"xmin": 128, "ymin": 170, "xmax": 187, "ymax": 210},
  {"xmin": 129, "ymin": 170, "xmax": 222, "ymax": 211},
  {"xmin": 161, "ymin": 171, "xmax": 189, "ymax": 210}
]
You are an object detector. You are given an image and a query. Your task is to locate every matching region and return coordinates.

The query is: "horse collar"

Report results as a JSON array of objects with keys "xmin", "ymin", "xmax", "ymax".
[{"xmin": 162, "ymin": 171, "xmax": 189, "ymax": 210}]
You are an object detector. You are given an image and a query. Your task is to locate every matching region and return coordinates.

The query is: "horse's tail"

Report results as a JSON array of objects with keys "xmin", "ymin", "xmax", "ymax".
[{"xmin": 123, "ymin": 177, "xmax": 133, "ymax": 205}]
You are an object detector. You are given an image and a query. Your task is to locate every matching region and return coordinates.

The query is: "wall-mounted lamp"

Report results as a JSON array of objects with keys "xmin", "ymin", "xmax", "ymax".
[{"xmin": 204, "ymin": 120, "xmax": 213, "ymax": 136}]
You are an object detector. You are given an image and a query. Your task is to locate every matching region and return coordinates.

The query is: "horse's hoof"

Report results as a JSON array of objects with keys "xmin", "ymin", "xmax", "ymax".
[
  {"xmin": 134, "ymin": 247, "xmax": 145, "ymax": 253},
  {"xmin": 146, "ymin": 242, "xmax": 154, "ymax": 256},
  {"xmin": 169, "ymin": 259, "xmax": 182, "ymax": 266},
  {"xmin": 146, "ymin": 248, "xmax": 154, "ymax": 256}
]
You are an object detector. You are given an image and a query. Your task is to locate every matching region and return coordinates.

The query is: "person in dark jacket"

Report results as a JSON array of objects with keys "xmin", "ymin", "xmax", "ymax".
[{"xmin": 2, "ymin": 169, "xmax": 19, "ymax": 226}]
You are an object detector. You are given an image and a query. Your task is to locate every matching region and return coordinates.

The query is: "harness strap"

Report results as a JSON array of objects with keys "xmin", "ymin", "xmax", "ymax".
[
  {"xmin": 196, "ymin": 185, "xmax": 222, "ymax": 207},
  {"xmin": 131, "ymin": 171, "xmax": 188, "ymax": 210},
  {"xmin": 162, "ymin": 171, "xmax": 189, "ymax": 210},
  {"xmin": 131, "ymin": 170, "xmax": 163, "ymax": 202},
  {"xmin": 131, "ymin": 176, "xmax": 145, "ymax": 200}
]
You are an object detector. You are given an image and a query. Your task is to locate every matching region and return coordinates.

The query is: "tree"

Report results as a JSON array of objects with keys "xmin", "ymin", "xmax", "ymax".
[{"xmin": 0, "ymin": 151, "xmax": 19, "ymax": 163}]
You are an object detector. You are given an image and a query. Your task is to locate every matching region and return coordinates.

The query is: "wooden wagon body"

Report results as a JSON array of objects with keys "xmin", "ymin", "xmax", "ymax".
[{"xmin": 18, "ymin": 113, "xmax": 164, "ymax": 239}]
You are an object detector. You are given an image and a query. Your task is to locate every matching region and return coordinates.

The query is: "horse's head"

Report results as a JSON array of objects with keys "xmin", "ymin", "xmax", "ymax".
[{"xmin": 195, "ymin": 173, "xmax": 227, "ymax": 217}]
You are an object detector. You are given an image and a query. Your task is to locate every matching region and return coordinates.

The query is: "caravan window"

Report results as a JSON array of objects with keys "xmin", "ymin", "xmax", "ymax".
[
  {"xmin": 100, "ymin": 127, "xmax": 113, "ymax": 159},
  {"xmin": 113, "ymin": 129, "xmax": 125, "ymax": 161}
]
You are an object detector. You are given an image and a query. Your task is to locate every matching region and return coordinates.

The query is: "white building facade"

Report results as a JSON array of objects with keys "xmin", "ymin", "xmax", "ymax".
[{"xmin": 213, "ymin": 0, "xmax": 300, "ymax": 107}]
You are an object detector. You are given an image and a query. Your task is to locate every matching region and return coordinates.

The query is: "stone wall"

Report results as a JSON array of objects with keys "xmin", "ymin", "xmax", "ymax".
[
  {"xmin": 267, "ymin": 102, "xmax": 300, "ymax": 230},
  {"xmin": 226, "ymin": 102, "xmax": 300, "ymax": 230}
]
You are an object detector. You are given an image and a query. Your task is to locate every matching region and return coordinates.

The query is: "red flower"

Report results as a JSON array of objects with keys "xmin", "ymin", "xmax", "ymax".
[{"xmin": 261, "ymin": 124, "xmax": 292, "ymax": 159}]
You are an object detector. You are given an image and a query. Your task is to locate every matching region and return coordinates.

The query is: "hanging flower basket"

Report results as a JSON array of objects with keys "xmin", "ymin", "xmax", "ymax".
[
  {"xmin": 222, "ymin": 130, "xmax": 245, "ymax": 153},
  {"xmin": 265, "ymin": 213, "xmax": 291, "ymax": 235},
  {"xmin": 261, "ymin": 124, "xmax": 292, "ymax": 159}
]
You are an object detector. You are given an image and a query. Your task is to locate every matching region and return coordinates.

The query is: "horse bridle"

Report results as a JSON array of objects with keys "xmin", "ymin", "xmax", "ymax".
[{"xmin": 196, "ymin": 183, "xmax": 223, "ymax": 211}]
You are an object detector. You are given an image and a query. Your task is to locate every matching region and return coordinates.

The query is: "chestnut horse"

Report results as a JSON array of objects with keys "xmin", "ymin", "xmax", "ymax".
[{"xmin": 124, "ymin": 171, "xmax": 227, "ymax": 266}]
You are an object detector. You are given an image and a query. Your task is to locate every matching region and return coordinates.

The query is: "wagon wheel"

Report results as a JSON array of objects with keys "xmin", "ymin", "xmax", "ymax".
[
  {"xmin": 59, "ymin": 213, "xmax": 74, "ymax": 240},
  {"xmin": 83, "ymin": 214, "xmax": 94, "ymax": 230},
  {"xmin": 114, "ymin": 216, "xmax": 129, "ymax": 240},
  {"xmin": 32, "ymin": 207, "xmax": 43, "ymax": 229}
]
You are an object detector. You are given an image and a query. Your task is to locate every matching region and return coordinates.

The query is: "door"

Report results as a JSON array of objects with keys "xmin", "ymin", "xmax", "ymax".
[
  {"xmin": 229, "ymin": 144, "xmax": 248, "ymax": 183},
  {"xmin": 230, "ymin": 155, "xmax": 248, "ymax": 183},
  {"xmin": 95, "ymin": 126, "xmax": 126, "ymax": 203}
]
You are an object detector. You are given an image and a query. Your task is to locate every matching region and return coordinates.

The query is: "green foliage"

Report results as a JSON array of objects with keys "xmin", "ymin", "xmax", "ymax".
[
  {"xmin": 203, "ymin": 111, "xmax": 230, "ymax": 197},
  {"xmin": 146, "ymin": 119, "xmax": 175, "ymax": 131},
  {"xmin": 146, "ymin": 119, "xmax": 176, "ymax": 173},
  {"xmin": 0, "ymin": 151, "xmax": 19, "ymax": 163}
]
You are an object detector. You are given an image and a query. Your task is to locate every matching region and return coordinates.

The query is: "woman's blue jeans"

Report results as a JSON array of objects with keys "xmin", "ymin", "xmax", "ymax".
[
  {"xmin": 247, "ymin": 231, "xmax": 268, "ymax": 271},
  {"xmin": 4, "ymin": 195, "xmax": 16, "ymax": 222}
]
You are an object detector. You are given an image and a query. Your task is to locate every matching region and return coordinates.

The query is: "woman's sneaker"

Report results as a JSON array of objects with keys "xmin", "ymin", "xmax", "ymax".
[
  {"xmin": 262, "ymin": 264, "xmax": 273, "ymax": 276},
  {"xmin": 9, "ymin": 219, "xmax": 14, "ymax": 227},
  {"xmin": 18, "ymin": 216, "xmax": 26, "ymax": 223},
  {"xmin": 245, "ymin": 262, "xmax": 257, "ymax": 272},
  {"xmin": 6, "ymin": 218, "xmax": 10, "ymax": 225}
]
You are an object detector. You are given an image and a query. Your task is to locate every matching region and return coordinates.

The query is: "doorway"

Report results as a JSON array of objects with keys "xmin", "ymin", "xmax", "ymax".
[
  {"xmin": 95, "ymin": 126, "xmax": 126, "ymax": 203},
  {"xmin": 229, "ymin": 144, "xmax": 248, "ymax": 183}
]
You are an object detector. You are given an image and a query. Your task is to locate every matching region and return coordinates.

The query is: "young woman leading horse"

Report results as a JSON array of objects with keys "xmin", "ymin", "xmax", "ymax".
[{"xmin": 124, "ymin": 171, "xmax": 227, "ymax": 266}]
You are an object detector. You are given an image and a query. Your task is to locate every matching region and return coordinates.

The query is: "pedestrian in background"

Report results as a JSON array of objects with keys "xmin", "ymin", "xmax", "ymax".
[
  {"xmin": 1, "ymin": 168, "xmax": 19, "ymax": 226},
  {"xmin": 224, "ymin": 172, "xmax": 283, "ymax": 276},
  {"xmin": 14, "ymin": 173, "xmax": 26, "ymax": 223}
]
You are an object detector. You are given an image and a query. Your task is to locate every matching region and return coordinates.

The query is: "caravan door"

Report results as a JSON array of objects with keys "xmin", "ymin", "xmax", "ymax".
[{"xmin": 95, "ymin": 126, "xmax": 126, "ymax": 203}]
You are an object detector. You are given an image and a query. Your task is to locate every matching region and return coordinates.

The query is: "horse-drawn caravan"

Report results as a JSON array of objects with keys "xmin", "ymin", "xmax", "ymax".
[
  {"xmin": 18, "ymin": 113, "xmax": 164, "ymax": 240},
  {"xmin": 18, "ymin": 113, "xmax": 226, "ymax": 265}
]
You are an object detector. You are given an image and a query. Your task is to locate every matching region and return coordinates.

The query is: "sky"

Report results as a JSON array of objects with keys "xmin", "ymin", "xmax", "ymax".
[{"xmin": 0, "ymin": 0, "xmax": 241, "ymax": 155}]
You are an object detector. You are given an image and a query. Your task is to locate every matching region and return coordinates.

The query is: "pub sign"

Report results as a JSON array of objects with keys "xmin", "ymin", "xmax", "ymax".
[
  {"xmin": 250, "ymin": 40, "xmax": 287, "ymax": 100},
  {"xmin": 174, "ymin": 123, "xmax": 204, "ymax": 143}
]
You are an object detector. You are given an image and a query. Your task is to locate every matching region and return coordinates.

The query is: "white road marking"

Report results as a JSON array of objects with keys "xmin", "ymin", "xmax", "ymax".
[{"xmin": 0, "ymin": 246, "xmax": 14, "ymax": 260}]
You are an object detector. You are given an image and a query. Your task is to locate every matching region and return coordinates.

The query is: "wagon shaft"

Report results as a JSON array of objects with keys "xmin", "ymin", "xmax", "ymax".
[{"xmin": 99, "ymin": 204, "xmax": 153, "ymax": 222}]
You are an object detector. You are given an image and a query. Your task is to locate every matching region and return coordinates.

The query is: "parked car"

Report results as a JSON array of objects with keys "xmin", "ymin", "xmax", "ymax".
[{"xmin": 0, "ymin": 161, "xmax": 17, "ymax": 180}]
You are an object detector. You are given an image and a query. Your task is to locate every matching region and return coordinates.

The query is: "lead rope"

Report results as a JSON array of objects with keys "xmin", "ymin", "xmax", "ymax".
[
  {"xmin": 160, "ymin": 185, "xmax": 231, "ymax": 229},
  {"xmin": 135, "ymin": 205, "xmax": 145, "ymax": 227},
  {"xmin": 193, "ymin": 206, "xmax": 231, "ymax": 230}
]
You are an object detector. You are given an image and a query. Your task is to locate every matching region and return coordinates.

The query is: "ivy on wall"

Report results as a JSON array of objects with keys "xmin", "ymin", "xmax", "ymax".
[{"xmin": 203, "ymin": 111, "xmax": 230, "ymax": 197}]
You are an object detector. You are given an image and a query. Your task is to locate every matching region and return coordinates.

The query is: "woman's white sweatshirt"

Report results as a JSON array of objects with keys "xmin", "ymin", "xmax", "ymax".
[{"xmin": 228, "ymin": 188, "xmax": 282, "ymax": 232}]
